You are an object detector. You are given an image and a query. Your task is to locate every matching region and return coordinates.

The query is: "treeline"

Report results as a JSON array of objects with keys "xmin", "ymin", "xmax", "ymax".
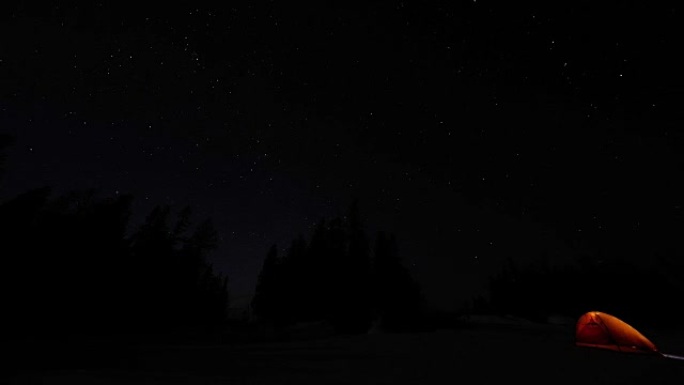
[
  {"xmin": 251, "ymin": 201, "xmax": 425, "ymax": 334},
  {"xmin": 0, "ymin": 187, "xmax": 229, "ymax": 342},
  {"xmin": 473, "ymin": 256, "xmax": 684, "ymax": 328}
]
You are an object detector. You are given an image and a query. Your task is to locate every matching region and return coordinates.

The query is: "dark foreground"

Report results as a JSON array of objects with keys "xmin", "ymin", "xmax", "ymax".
[{"xmin": 6, "ymin": 325, "xmax": 684, "ymax": 384}]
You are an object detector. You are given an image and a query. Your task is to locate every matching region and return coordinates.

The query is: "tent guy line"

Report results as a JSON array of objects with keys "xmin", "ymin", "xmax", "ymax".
[{"xmin": 662, "ymin": 354, "xmax": 684, "ymax": 361}]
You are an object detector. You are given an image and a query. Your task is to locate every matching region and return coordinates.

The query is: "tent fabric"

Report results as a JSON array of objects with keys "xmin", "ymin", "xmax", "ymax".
[{"xmin": 575, "ymin": 311, "xmax": 658, "ymax": 354}]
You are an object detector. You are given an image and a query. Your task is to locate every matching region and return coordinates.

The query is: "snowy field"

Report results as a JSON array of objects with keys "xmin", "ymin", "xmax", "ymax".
[{"xmin": 7, "ymin": 323, "xmax": 684, "ymax": 384}]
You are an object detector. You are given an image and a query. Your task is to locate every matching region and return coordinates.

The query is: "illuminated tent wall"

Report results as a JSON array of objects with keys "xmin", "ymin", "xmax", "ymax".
[{"xmin": 575, "ymin": 311, "xmax": 659, "ymax": 354}]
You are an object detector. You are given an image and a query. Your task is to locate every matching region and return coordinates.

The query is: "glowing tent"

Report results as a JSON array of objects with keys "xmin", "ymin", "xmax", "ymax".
[{"xmin": 575, "ymin": 311, "xmax": 659, "ymax": 354}]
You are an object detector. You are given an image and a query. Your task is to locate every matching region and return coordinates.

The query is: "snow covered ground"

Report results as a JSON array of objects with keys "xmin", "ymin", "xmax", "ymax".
[{"xmin": 7, "ymin": 323, "xmax": 684, "ymax": 384}]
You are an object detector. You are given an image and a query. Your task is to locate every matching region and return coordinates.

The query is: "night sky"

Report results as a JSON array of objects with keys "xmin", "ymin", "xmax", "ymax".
[{"xmin": 2, "ymin": 2, "xmax": 683, "ymax": 310}]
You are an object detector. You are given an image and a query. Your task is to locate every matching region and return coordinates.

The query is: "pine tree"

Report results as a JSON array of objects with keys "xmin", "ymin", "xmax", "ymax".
[
  {"xmin": 307, "ymin": 219, "xmax": 329, "ymax": 321},
  {"xmin": 252, "ymin": 244, "xmax": 282, "ymax": 323},
  {"xmin": 372, "ymin": 232, "xmax": 423, "ymax": 332},
  {"xmin": 341, "ymin": 199, "xmax": 373, "ymax": 333}
]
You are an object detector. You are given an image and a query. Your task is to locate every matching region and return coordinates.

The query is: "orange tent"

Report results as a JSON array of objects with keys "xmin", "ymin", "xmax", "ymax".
[{"xmin": 575, "ymin": 311, "xmax": 659, "ymax": 354}]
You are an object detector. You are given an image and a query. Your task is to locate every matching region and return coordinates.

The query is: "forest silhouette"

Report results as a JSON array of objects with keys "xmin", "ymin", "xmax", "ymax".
[
  {"xmin": 0, "ymin": 136, "xmax": 425, "ymax": 344},
  {"xmin": 2, "ymin": 133, "xmax": 684, "ymax": 348},
  {"xmin": 0, "ymin": 187, "xmax": 229, "ymax": 343},
  {"xmin": 251, "ymin": 201, "xmax": 425, "ymax": 335},
  {"xmin": 474, "ymin": 254, "xmax": 684, "ymax": 328}
]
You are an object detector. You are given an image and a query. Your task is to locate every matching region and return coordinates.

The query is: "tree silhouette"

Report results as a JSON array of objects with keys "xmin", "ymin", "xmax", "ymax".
[
  {"xmin": 252, "ymin": 244, "xmax": 288, "ymax": 327},
  {"xmin": 0, "ymin": 133, "xmax": 13, "ymax": 180},
  {"xmin": 0, "ymin": 189, "xmax": 229, "ymax": 343},
  {"xmin": 480, "ymin": 254, "xmax": 684, "ymax": 328},
  {"xmin": 166, "ymin": 215, "xmax": 227, "ymax": 334},
  {"xmin": 335, "ymin": 199, "xmax": 373, "ymax": 333},
  {"xmin": 0, "ymin": 187, "xmax": 53, "ymax": 338},
  {"xmin": 373, "ymin": 231, "xmax": 424, "ymax": 332},
  {"xmin": 307, "ymin": 219, "xmax": 330, "ymax": 321},
  {"xmin": 251, "ymin": 199, "xmax": 424, "ymax": 335},
  {"xmin": 323, "ymin": 216, "xmax": 348, "ymax": 328},
  {"xmin": 129, "ymin": 205, "xmax": 177, "ymax": 332}
]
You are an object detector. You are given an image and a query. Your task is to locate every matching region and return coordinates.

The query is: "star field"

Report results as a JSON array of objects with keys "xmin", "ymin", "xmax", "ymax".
[{"xmin": 2, "ymin": 2, "xmax": 683, "ymax": 309}]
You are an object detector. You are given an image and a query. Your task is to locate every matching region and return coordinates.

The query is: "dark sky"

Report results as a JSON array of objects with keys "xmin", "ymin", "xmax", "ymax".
[{"xmin": 2, "ymin": 2, "xmax": 683, "ymax": 310}]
